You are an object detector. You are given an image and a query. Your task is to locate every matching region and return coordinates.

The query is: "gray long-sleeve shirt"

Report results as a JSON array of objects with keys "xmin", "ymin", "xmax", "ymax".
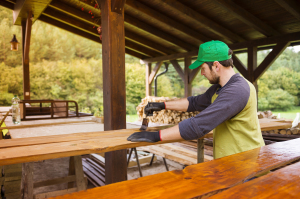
[{"xmin": 178, "ymin": 73, "xmax": 251, "ymax": 140}]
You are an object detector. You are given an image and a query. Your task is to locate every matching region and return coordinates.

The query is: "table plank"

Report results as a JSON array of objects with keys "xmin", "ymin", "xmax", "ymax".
[
  {"xmin": 209, "ymin": 161, "xmax": 300, "ymax": 199},
  {"xmin": 49, "ymin": 138, "xmax": 300, "ymax": 199},
  {"xmin": 260, "ymin": 122, "xmax": 291, "ymax": 131}
]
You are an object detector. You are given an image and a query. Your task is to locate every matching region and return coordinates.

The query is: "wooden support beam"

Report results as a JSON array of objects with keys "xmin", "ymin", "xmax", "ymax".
[
  {"xmin": 142, "ymin": 50, "xmax": 198, "ymax": 64},
  {"xmin": 274, "ymin": 0, "xmax": 300, "ymax": 21},
  {"xmin": 0, "ymin": 0, "xmax": 14, "ymax": 9},
  {"xmin": 184, "ymin": 57, "xmax": 192, "ymax": 97},
  {"xmin": 13, "ymin": 0, "xmax": 52, "ymax": 25},
  {"xmin": 124, "ymin": 15, "xmax": 195, "ymax": 51},
  {"xmin": 125, "ymin": 0, "xmax": 210, "ymax": 44},
  {"xmin": 189, "ymin": 67, "xmax": 201, "ymax": 84},
  {"xmin": 111, "ymin": 0, "xmax": 126, "ymax": 14},
  {"xmin": 170, "ymin": 60, "xmax": 184, "ymax": 82},
  {"xmin": 125, "ymin": 40, "xmax": 163, "ymax": 57},
  {"xmin": 152, "ymin": 0, "xmax": 245, "ymax": 43},
  {"xmin": 21, "ymin": 162, "xmax": 33, "ymax": 199},
  {"xmin": 247, "ymin": 46, "xmax": 257, "ymax": 83},
  {"xmin": 213, "ymin": 0, "xmax": 280, "ymax": 37},
  {"xmin": 22, "ymin": 14, "xmax": 31, "ymax": 100},
  {"xmin": 232, "ymin": 54, "xmax": 248, "ymax": 79},
  {"xmin": 146, "ymin": 63, "xmax": 152, "ymax": 96},
  {"xmin": 101, "ymin": 0, "xmax": 127, "ymax": 185},
  {"xmin": 148, "ymin": 62, "xmax": 163, "ymax": 85},
  {"xmin": 254, "ymin": 42, "xmax": 290, "ymax": 82}
]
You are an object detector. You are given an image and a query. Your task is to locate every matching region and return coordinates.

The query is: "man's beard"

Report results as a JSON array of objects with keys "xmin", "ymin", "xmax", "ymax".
[{"xmin": 208, "ymin": 71, "xmax": 220, "ymax": 84}]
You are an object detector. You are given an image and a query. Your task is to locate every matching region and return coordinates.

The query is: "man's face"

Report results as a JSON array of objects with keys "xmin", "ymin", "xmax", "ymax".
[{"xmin": 200, "ymin": 63, "xmax": 220, "ymax": 85}]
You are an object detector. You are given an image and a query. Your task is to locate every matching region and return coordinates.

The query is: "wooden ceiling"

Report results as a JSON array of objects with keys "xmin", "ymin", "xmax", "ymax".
[{"xmin": 1, "ymin": 0, "xmax": 300, "ymax": 60}]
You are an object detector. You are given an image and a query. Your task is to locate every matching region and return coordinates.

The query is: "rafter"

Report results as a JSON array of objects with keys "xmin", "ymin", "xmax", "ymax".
[
  {"xmin": 148, "ymin": 0, "xmax": 245, "ymax": 43},
  {"xmin": 0, "ymin": 0, "xmax": 14, "ymax": 9},
  {"xmin": 189, "ymin": 67, "xmax": 201, "ymax": 84},
  {"xmin": 274, "ymin": 0, "xmax": 300, "ymax": 21},
  {"xmin": 125, "ymin": 0, "xmax": 210, "ymax": 44},
  {"xmin": 213, "ymin": 0, "xmax": 280, "ymax": 37},
  {"xmin": 254, "ymin": 42, "xmax": 290, "ymax": 81},
  {"xmin": 38, "ymin": 15, "xmax": 147, "ymax": 59}
]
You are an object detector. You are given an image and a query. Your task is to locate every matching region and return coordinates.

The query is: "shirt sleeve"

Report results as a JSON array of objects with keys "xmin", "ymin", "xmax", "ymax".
[
  {"xmin": 179, "ymin": 81, "xmax": 250, "ymax": 140},
  {"xmin": 187, "ymin": 84, "xmax": 219, "ymax": 112}
]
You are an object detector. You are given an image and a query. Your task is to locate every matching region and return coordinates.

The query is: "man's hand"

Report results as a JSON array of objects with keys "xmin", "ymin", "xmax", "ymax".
[
  {"xmin": 127, "ymin": 131, "xmax": 161, "ymax": 143},
  {"xmin": 144, "ymin": 102, "xmax": 165, "ymax": 116}
]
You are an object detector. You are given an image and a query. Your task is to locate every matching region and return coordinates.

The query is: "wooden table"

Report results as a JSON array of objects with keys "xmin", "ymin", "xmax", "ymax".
[{"xmin": 49, "ymin": 138, "xmax": 300, "ymax": 199}]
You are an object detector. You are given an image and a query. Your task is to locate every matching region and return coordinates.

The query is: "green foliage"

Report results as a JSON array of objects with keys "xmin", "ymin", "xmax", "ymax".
[{"xmin": 265, "ymin": 89, "xmax": 295, "ymax": 111}]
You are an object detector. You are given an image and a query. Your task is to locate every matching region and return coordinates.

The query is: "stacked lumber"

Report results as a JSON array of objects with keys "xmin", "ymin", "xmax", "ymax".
[
  {"xmin": 1, "ymin": 164, "xmax": 22, "ymax": 199},
  {"xmin": 257, "ymin": 110, "xmax": 277, "ymax": 119},
  {"xmin": 136, "ymin": 96, "xmax": 199, "ymax": 124},
  {"xmin": 82, "ymin": 154, "xmax": 106, "ymax": 187}
]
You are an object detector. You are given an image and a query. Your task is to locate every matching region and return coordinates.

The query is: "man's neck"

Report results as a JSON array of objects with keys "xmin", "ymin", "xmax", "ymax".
[{"xmin": 219, "ymin": 68, "xmax": 236, "ymax": 87}]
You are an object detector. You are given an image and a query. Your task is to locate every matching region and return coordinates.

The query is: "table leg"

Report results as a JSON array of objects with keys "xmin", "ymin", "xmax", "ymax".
[
  {"xmin": 21, "ymin": 163, "xmax": 33, "ymax": 199},
  {"xmin": 197, "ymin": 138, "xmax": 204, "ymax": 163}
]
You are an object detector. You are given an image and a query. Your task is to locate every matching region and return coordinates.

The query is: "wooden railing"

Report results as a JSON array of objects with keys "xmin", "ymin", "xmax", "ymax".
[{"xmin": 19, "ymin": 100, "xmax": 91, "ymax": 120}]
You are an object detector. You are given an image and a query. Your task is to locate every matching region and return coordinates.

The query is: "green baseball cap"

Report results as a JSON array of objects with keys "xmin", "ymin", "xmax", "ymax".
[{"xmin": 189, "ymin": 40, "xmax": 231, "ymax": 69}]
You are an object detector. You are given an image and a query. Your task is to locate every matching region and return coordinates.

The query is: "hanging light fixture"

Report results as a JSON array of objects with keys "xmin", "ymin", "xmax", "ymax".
[{"xmin": 10, "ymin": 34, "xmax": 19, "ymax": 51}]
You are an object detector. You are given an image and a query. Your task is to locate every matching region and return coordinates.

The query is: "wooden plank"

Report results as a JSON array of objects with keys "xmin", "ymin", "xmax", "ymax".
[
  {"xmin": 275, "ymin": 0, "xmax": 300, "ymax": 21},
  {"xmin": 197, "ymin": 138, "xmax": 204, "ymax": 163},
  {"xmin": 4, "ymin": 180, "xmax": 21, "ymax": 194},
  {"xmin": 254, "ymin": 42, "xmax": 290, "ymax": 82},
  {"xmin": 260, "ymin": 122, "xmax": 292, "ymax": 131},
  {"xmin": 247, "ymin": 45, "xmax": 257, "ymax": 83},
  {"xmin": 213, "ymin": 0, "xmax": 280, "ymax": 37},
  {"xmin": 0, "ymin": 0, "xmax": 14, "ymax": 10},
  {"xmin": 170, "ymin": 60, "xmax": 184, "ymax": 81},
  {"xmin": 22, "ymin": 19, "xmax": 30, "ymax": 100},
  {"xmin": 152, "ymin": 0, "xmax": 245, "ymax": 43},
  {"xmin": 184, "ymin": 57, "xmax": 192, "ymax": 97},
  {"xmin": 34, "ymin": 188, "xmax": 77, "ymax": 199},
  {"xmin": 142, "ymin": 50, "xmax": 198, "ymax": 64},
  {"xmin": 208, "ymin": 161, "xmax": 300, "ymax": 199},
  {"xmin": 34, "ymin": 175, "xmax": 76, "ymax": 188},
  {"xmin": 148, "ymin": 62, "xmax": 163, "ymax": 85},
  {"xmin": 73, "ymin": 156, "xmax": 86, "ymax": 191},
  {"xmin": 0, "ymin": 120, "xmax": 93, "ymax": 130},
  {"xmin": 0, "ymin": 177, "xmax": 4, "ymax": 186},
  {"xmin": 232, "ymin": 54, "xmax": 248, "ymax": 79},
  {"xmin": 101, "ymin": 0, "xmax": 127, "ymax": 185},
  {"xmin": 125, "ymin": 0, "xmax": 210, "ymax": 44},
  {"xmin": 47, "ymin": 139, "xmax": 300, "ymax": 199},
  {"xmin": 146, "ymin": 63, "xmax": 152, "ymax": 96}
]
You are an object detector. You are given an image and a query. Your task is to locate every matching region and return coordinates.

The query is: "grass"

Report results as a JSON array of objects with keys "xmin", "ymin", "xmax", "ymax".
[
  {"xmin": 272, "ymin": 106, "xmax": 300, "ymax": 120},
  {"xmin": 126, "ymin": 114, "xmax": 139, "ymax": 122}
]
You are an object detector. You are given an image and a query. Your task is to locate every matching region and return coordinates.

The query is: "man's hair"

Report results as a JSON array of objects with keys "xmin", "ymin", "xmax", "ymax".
[{"xmin": 205, "ymin": 49, "xmax": 233, "ymax": 70}]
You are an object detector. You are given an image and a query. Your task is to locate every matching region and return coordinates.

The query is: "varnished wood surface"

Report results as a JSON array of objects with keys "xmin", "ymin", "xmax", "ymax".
[
  {"xmin": 260, "ymin": 121, "xmax": 291, "ymax": 131},
  {"xmin": 49, "ymin": 138, "xmax": 300, "ymax": 199},
  {"xmin": 208, "ymin": 161, "xmax": 300, "ymax": 199}
]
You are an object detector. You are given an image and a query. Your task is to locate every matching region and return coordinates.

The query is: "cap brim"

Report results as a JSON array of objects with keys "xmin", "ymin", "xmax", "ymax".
[{"xmin": 189, "ymin": 60, "xmax": 204, "ymax": 69}]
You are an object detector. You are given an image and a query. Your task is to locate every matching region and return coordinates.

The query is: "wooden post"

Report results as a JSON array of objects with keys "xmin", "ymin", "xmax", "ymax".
[
  {"xmin": 21, "ymin": 163, "xmax": 33, "ymax": 199},
  {"xmin": 22, "ymin": 11, "xmax": 32, "ymax": 100},
  {"xmin": 101, "ymin": 0, "xmax": 127, "ymax": 184},
  {"xmin": 248, "ymin": 45, "xmax": 258, "ymax": 99},
  {"xmin": 184, "ymin": 57, "xmax": 192, "ymax": 97},
  {"xmin": 146, "ymin": 63, "xmax": 152, "ymax": 96},
  {"xmin": 197, "ymin": 138, "xmax": 204, "ymax": 163}
]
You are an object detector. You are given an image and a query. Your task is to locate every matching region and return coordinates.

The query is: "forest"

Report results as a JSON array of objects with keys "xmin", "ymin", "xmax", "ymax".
[{"xmin": 0, "ymin": 6, "xmax": 300, "ymax": 115}]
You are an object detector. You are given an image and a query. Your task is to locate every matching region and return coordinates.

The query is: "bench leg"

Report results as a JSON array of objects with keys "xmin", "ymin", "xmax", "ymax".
[
  {"xmin": 21, "ymin": 163, "xmax": 34, "ymax": 199},
  {"xmin": 162, "ymin": 158, "xmax": 169, "ymax": 171},
  {"xmin": 197, "ymin": 138, "xmax": 204, "ymax": 163},
  {"xmin": 133, "ymin": 148, "xmax": 143, "ymax": 177},
  {"xmin": 71, "ymin": 156, "xmax": 86, "ymax": 191}
]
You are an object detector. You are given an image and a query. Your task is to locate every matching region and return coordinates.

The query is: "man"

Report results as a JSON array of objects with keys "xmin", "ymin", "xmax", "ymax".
[{"xmin": 127, "ymin": 40, "xmax": 265, "ymax": 159}]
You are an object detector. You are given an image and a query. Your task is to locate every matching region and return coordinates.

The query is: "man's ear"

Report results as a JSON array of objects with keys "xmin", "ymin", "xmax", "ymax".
[{"xmin": 214, "ymin": 61, "xmax": 220, "ymax": 72}]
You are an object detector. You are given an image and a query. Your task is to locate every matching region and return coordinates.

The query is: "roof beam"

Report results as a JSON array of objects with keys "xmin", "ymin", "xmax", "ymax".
[
  {"xmin": 149, "ymin": 62, "xmax": 163, "ymax": 85},
  {"xmin": 149, "ymin": 0, "xmax": 245, "ymax": 43},
  {"xmin": 0, "ymin": 0, "xmax": 14, "ymax": 9},
  {"xmin": 49, "ymin": 0, "xmax": 175, "ymax": 55},
  {"xmin": 274, "ymin": 0, "xmax": 300, "ymax": 21},
  {"xmin": 232, "ymin": 54, "xmax": 248, "ymax": 79},
  {"xmin": 38, "ymin": 15, "xmax": 148, "ymax": 60},
  {"xmin": 170, "ymin": 60, "xmax": 184, "ymax": 81},
  {"xmin": 213, "ymin": 0, "xmax": 280, "ymax": 37},
  {"xmin": 189, "ymin": 67, "xmax": 201, "ymax": 84},
  {"xmin": 13, "ymin": 0, "xmax": 52, "ymax": 25},
  {"xmin": 125, "ymin": 0, "xmax": 210, "ymax": 44}
]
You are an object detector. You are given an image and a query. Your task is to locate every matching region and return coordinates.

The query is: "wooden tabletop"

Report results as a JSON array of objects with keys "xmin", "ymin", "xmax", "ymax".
[{"xmin": 49, "ymin": 138, "xmax": 300, "ymax": 199}]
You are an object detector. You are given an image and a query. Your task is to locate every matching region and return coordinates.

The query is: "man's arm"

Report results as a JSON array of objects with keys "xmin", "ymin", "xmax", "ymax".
[{"xmin": 165, "ymin": 98, "xmax": 189, "ymax": 111}]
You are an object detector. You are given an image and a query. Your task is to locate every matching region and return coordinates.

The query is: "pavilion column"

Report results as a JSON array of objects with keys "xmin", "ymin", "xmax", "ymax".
[
  {"xmin": 101, "ymin": 0, "xmax": 127, "ymax": 184},
  {"xmin": 22, "ymin": 11, "xmax": 32, "ymax": 100},
  {"xmin": 184, "ymin": 57, "xmax": 192, "ymax": 97},
  {"xmin": 146, "ymin": 63, "xmax": 152, "ymax": 96},
  {"xmin": 247, "ymin": 45, "xmax": 258, "ymax": 92}
]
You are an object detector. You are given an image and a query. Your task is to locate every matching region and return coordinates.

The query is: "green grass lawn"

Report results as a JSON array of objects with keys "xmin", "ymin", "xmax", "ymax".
[
  {"xmin": 126, "ymin": 114, "xmax": 139, "ymax": 122},
  {"xmin": 272, "ymin": 106, "xmax": 300, "ymax": 120}
]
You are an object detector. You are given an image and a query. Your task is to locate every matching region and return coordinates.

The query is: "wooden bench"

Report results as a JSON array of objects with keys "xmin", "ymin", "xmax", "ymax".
[{"xmin": 48, "ymin": 138, "xmax": 300, "ymax": 199}]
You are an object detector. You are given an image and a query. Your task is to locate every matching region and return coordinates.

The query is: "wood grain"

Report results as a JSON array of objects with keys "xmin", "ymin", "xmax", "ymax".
[
  {"xmin": 208, "ymin": 161, "xmax": 300, "ymax": 199},
  {"xmin": 49, "ymin": 138, "xmax": 300, "ymax": 199}
]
